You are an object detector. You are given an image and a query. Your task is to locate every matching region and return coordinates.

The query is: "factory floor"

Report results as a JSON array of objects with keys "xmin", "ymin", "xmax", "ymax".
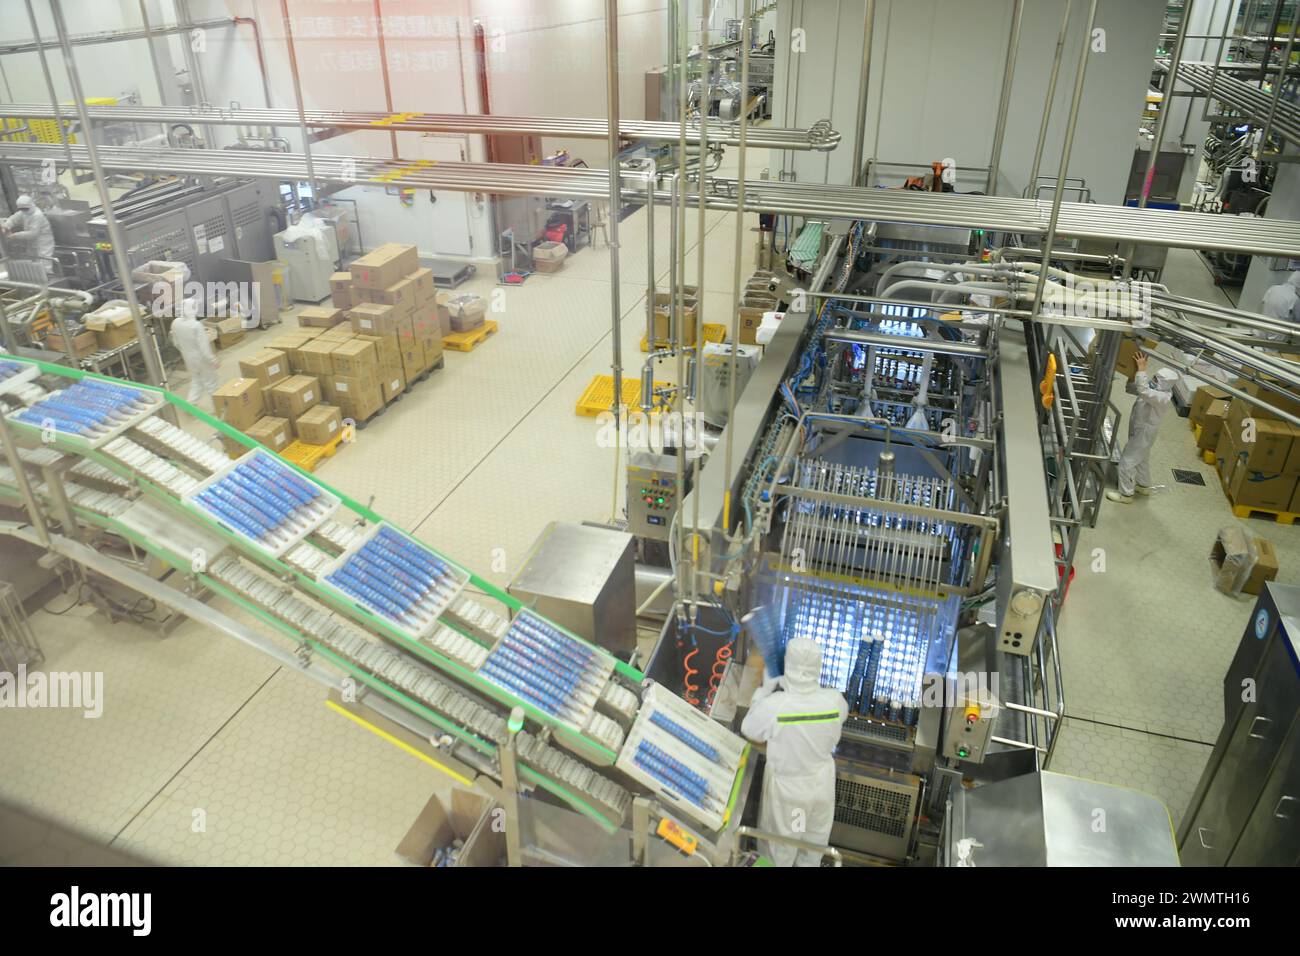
[{"xmin": 2, "ymin": 154, "xmax": 1287, "ymax": 864}]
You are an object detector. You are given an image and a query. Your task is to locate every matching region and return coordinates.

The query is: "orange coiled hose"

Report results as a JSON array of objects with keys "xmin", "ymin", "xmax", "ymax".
[{"xmin": 683, "ymin": 646, "xmax": 701, "ymax": 706}]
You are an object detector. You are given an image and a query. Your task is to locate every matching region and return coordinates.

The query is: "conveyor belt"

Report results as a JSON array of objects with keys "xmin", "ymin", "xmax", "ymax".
[{"xmin": 0, "ymin": 356, "xmax": 753, "ymax": 834}]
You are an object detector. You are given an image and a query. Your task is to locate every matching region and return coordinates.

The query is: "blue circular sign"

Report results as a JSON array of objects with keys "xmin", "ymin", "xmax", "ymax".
[{"xmin": 1255, "ymin": 609, "xmax": 1269, "ymax": 640}]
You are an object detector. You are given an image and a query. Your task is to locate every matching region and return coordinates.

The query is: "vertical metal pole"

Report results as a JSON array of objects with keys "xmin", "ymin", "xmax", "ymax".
[
  {"xmin": 646, "ymin": 163, "xmax": 657, "ymax": 349},
  {"xmin": 987, "ymin": 0, "xmax": 1025, "ymax": 196},
  {"xmin": 1123, "ymin": 0, "xmax": 1194, "ymax": 280},
  {"xmin": 0, "ymin": 401, "xmax": 50, "ymax": 547},
  {"xmin": 1259, "ymin": 0, "xmax": 1286, "ymax": 82},
  {"xmin": 0, "ymin": 295, "xmax": 18, "ymax": 353},
  {"xmin": 607, "ymin": 0, "xmax": 624, "ymax": 524},
  {"xmin": 500, "ymin": 706, "xmax": 525, "ymax": 867},
  {"xmin": 49, "ymin": 0, "xmax": 166, "ymax": 390},
  {"xmin": 723, "ymin": 0, "xmax": 752, "ymax": 534},
  {"xmin": 851, "ymin": 0, "xmax": 876, "ymax": 186},
  {"xmin": 279, "ymin": 0, "xmax": 322, "ymax": 212},
  {"xmin": 674, "ymin": 2, "xmax": 689, "ymax": 616},
  {"xmin": 1258, "ymin": 14, "xmax": 1299, "ymax": 153},
  {"xmin": 690, "ymin": 11, "xmax": 709, "ymax": 611},
  {"xmin": 137, "ymin": 0, "xmax": 168, "ymax": 107},
  {"xmin": 373, "ymin": 0, "xmax": 399, "ymax": 160},
  {"xmin": 23, "ymin": 0, "xmax": 76, "ymax": 177},
  {"xmin": 1202, "ymin": 0, "xmax": 1239, "ymax": 123},
  {"xmin": 1028, "ymin": 0, "xmax": 1074, "ymax": 196},
  {"xmin": 1030, "ymin": 0, "xmax": 1099, "ymax": 322}
]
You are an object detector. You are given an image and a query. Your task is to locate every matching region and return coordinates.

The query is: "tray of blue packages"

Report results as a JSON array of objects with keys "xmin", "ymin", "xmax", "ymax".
[
  {"xmin": 181, "ymin": 448, "xmax": 340, "ymax": 559},
  {"xmin": 476, "ymin": 609, "xmax": 615, "ymax": 733},
  {"xmin": 5, "ymin": 377, "xmax": 163, "ymax": 448},
  {"xmin": 0, "ymin": 357, "xmax": 39, "ymax": 397},
  {"xmin": 316, "ymin": 522, "xmax": 471, "ymax": 641}
]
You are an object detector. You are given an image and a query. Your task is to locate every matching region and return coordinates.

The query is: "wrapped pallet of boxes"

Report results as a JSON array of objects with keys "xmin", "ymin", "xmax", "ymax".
[
  {"xmin": 532, "ymin": 241, "xmax": 568, "ymax": 274},
  {"xmin": 84, "ymin": 301, "xmax": 138, "ymax": 351},
  {"xmin": 446, "ymin": 294, "xmax": 487, "ymax": 333},
  {"xmin": 1210, "ymin": 526, "xmax": 1279, "ymax": 596},
  {"xmin": 294, "ymin": 404, "xmax": 343, "ymax": 445}
]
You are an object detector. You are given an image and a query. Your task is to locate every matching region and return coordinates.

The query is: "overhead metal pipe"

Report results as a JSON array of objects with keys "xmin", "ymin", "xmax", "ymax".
[{"xmin": 1258, "ymin": 13, "xmax": 1300, "ymax": 151}]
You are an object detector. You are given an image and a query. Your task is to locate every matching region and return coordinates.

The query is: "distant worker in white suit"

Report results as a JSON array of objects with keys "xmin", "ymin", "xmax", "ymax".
[
  {"xmin": 741, "ymin": 637, "xmax": 847, "ymax": 866},
  {"xmin": 1259, "ymin": 272, "xmax": 1300, "ymax": 340},
  {"xmin": 1107, "ymin": 352, "xmax": 1179, "ymax": 503},
  {"xmin": 170, "ymin": 297, "xmax": 219, "ymax": 407},
  {"xmin": 2, "ymin": 194, "xmax": 55, "ymax": 276}
]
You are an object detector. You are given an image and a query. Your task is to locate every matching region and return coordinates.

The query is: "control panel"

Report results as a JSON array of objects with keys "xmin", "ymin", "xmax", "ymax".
[
  {"xmin": 943, "ymin": 690, "xmax": 1000, "ymax": 763},
  {"xmin": 627, "ymin": 451, "xmax": 681, "ymax": 541}
]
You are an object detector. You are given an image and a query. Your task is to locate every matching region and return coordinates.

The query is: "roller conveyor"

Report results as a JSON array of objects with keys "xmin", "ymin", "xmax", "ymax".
[{"xmin": 0, "ymin": 356, "xmax": 738, "ymax": 837}]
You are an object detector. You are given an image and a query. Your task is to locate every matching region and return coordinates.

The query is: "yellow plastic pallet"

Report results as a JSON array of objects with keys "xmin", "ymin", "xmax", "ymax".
[
  {"xmin": 281, "ymin": 432, "xmax": 345, "ymax": 472},
  {"xmin": 443, "ymin": 320, "xmax": 498, "ymax": 352},
  {"xmin": 639, "ymin": 322, "xmax": 728, "ymax": 353},
  {"xmin": 576, "ymin": 375, "xmax": 669, "ymax": 417},
  {"xmin": 1230, "ymin": 504, "xmax": 1298, "ymax": 526}
]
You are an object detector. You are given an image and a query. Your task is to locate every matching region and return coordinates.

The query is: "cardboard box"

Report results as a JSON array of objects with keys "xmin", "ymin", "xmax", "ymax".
[
  {"xmin": 348, "ymin": 302, "xmax": 400, "ymax": 337},
  {"xmin": 1224, "ymin": 461, "xmax": 1297, "ymax": 512},
  {"xmin": 652, "ymin": 288, "xmax": 699, "ymax": 345},
  {"xmin": 219, "ymin": 434, "xmax": 247, "ymax": 459},
  {"xmin": 1225, "ymin": 399, "xmax": 1295, "ymax": 471},
  {"xmin": 738, "ymin": 306, "xmax": 766, "ymax": 346},
  {"xmin": 331, "ymin": 337, "xmax": 379, "ymax": 380},
  {"xmin": 265, "ymin": 330, "xmax": 320, "ymax": 374},
  {"xmin": 1210, "ymin": 525, "xmax": 1258, "ymax": 595},
  {"xmin": 1242, "ymin": 380, "xmax": 1300, "ymax": 422},
  {"xmin": 238, "ymin": 348, "xmax": 289, "ymax": 388},
  {"xmin": 394, "ymin": 788, "xmax": 502, "ymax": 868},
  {"xmin": 422, "ymin": 335, "xmax": 444, "ymax": 370},
  {"xmin": 329, "ymin": 272, "xmax": 353, "ymax": 309},
  {"xmin": 349, "ymin": 243, "xmax": 419, "ymax": 290},
  {"xmin": 446, "ymin": 294, "xmax": 487, "ymax": 333},
  {"xmin": 381, "ymin": 372, "xmax": 406, "ymax": 404},
  {"xmin": 246, "ymin": 415, "xmax": 292, "ymax": 453},
  {"xmin": 297, "ymin": 305, "xmax": 345, "ymax": 329},
  {"xmin": 410, "ymin": 267, "xmax": 435, "ymax": 297},
  {"xmin": 1115, "ymin": 336, "xmax": 1159, "ymax": 380},
  {"xmin": 294, "ymin": 404, "xmax": 343, "ymax": 445},
  {"xmin": 1190, "ymin": 385, "xmax": 1231, "ymax": 427},
  {"xmin": 1243, "ymin": 537, "xmax": 1280, "ymax": 596},
  {"xmin": 532, "ymin": 240, "xmax": 568, "ymax": 273},
  {"xmin": 296, "ymin": 338, "xmax": 341, "ymax": 378},
  {"xmin": 267, "ymin": 374, "xmax": 320, "ymax": 420},
  {"xmin": 213, "ymin": 377, "xmax": 265, "ymax": 432},
  {"xmin": 84, "ymin": 303, "xmax": 138, "ymax": 350},
  {"xmin": 45, "ymin": 329, "xmax": 98, "ymax": 358},
  {"xmin": 1198, "ymin": 398, "xmax": 1230, "ymax": 452},
  {"xmin": 366, "ymin": 275, "xmax": 418, "ymax": 311},
  {"xmin": 206, "ymin": 317, "xmax": 245, "ymax": 348},
  {"xmin": 330, "ymin": 376, "xmax": 384, "ymax": 422},
  {"xmin": 1290, "ymin": 480, "xmax": 1300, "ymax": 513},
  {"xmin": 316, "ymin": 325, "xmax": 356, "ymax": 343},
  {"xmin": 433, "ymin": 291, "xmax": 453, "ymax": 337}
]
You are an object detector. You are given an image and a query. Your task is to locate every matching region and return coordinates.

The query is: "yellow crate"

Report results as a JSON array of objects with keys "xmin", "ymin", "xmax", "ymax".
[
  {"xmin": 575, "ymin": 374, "xmax": 669, "ymax": 417},
  {"xmin": 443, "ymin": 320, "xmax": 498, "ymax": 352},
  {"xmin": 280, "ymin": 432, "xmax": 345, "ymax": 472},
  {"xmin": 639, "ymin": 322, "xmax": 727, "ymax": 352}
]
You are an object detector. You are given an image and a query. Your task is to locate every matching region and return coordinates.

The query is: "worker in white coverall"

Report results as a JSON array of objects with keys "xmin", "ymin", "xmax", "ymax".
[
  {"xmin": 170, "ymin": 297, "xmax": 219, "ymax": 406},
  {"xmin": 1259, "ymin": 272, "xmax": 1300, "ymax": 340},
  {"xmin": 1106, "ymin": 353, "xmax": 1180, "ymax": 503},
  {"xmin": 2, "ymin": 194, "xmax": 55, "ymax": 276},
  {"xmin": 741, "ymin": 637, "xmax": 848, "ymax": 866}
]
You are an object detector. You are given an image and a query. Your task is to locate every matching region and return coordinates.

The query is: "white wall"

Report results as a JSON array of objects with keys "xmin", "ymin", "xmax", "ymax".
[
  {"xmin": 774, "ymin": 0, "xmax": 1166, "ymax": 205},
  {"xmin": 1241, "ymin": 146, "xmax": 1300, "ymax": 310}
]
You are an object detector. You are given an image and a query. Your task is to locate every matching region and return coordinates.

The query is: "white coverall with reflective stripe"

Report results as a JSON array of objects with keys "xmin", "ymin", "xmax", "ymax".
[
  {"xmin": 1116, "ymin": 370, "xmax": 1174, "ymax": 496},
  {"xmin": 741, "ymin": 681, "xmax": 848, "ymax": 866}
]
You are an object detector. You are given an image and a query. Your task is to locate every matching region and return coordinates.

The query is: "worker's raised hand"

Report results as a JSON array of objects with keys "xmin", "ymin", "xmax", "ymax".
[{"xmin": 1134, "ymin": 352, "xmax": 1148, "ymax": 373}]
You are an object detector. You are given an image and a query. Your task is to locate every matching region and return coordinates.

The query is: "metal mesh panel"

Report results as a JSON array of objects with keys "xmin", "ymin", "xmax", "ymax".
[
  {"xmin": 231, "ymin": 201, "xmax": 263, "ymax": 229},
  {"xmin": 834, "ymin": 775, "xmax": 911, "ymax": 838}
]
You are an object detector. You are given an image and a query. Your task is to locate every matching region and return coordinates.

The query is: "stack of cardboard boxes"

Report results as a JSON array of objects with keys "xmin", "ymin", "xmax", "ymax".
[
  {"xmin": 1197, "ymin": 380, "xmax": 1300, "ymax": 515},
  {"xmin": 210, "ymin": 243, "xmax": 443, "ymax": 458}
]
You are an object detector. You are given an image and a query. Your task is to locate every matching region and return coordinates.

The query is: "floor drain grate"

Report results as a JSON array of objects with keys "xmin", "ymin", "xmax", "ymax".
[{"xmin": 1172, "ymin": 469, "xmax": 1206, "ymax": 486}]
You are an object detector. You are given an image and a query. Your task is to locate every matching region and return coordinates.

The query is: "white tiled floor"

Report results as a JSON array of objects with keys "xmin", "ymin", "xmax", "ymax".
[{"xmin": 4, "ymin": 153, "xmax": 1285, "ymax": 859}]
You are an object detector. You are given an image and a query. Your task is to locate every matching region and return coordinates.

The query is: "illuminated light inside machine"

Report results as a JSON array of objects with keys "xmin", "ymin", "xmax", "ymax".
[{"xmin": 785, "ymin": 589, "xmax": 931, "ymax": 726}]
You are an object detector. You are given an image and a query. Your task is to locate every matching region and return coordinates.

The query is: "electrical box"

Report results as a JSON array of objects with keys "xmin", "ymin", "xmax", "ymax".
[
  {"xmin": 627, "ymin": 451, "xmax": 681, "ymax": 541},
  {"xmin": 943, "ymin": 691, "xmax": 1000, "ymax": 763}
]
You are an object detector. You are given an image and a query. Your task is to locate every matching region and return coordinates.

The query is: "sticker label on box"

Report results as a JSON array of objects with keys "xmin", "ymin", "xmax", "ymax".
[{"xmin": 268, "ymin": 363, "xmax": 281, "ymax": 376}]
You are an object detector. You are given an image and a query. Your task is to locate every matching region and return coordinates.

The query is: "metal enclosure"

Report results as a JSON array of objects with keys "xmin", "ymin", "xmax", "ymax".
[
  {"xmin": 507, "ymin": 521, "xmax": 637, "ymax": 658},
  {"xmin": 1179, "ymin": 583, "xmax": 1300, "ymax": 866}
]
